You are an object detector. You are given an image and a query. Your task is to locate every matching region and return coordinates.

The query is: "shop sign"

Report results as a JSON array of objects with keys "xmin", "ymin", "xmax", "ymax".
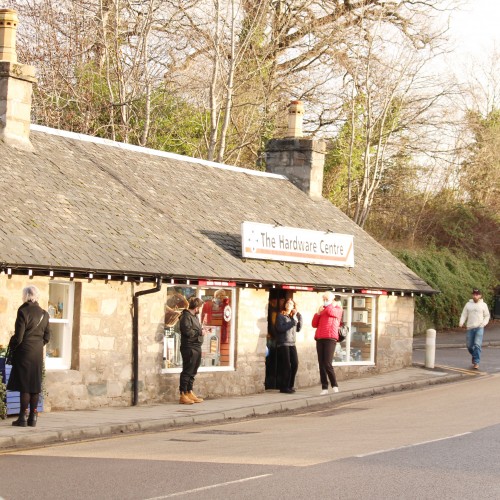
[
  {"xmin": 198, "ymin": 280, "xmax": 237, "ymax": 287},
  {"xmin": 361, "ymin": 289, "xmax": 387, "ymax": 295},
  {"xmin": 282, "ymin": 285, "xmax": 314, "ymax": 291},
  {"xmin": 241, "ymin": 222, "xmax": 354, "ymax": 267}
]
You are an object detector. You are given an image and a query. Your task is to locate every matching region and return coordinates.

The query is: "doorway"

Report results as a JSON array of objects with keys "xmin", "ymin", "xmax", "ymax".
[{"xmin": 265, "ymin": 288, "xmax": 293, "ymax": 389}]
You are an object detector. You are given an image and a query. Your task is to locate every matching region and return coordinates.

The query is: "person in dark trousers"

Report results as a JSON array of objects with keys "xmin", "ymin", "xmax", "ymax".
[
  {"xmin": 179, "ymin": 297, "xmax": 205, "ymax": 404},
  {"xmin": 312, "ymin": 291, "xmax": 343, "ymax": 395},
  {"xmin": 275, "ymin": 298, "xmax": 302, "ymax": 394},
  {"xmin": 7, "ymin": 285, "xmax": 50, "ymax": 427},
  {"xmin": 459, "ymin": 288, "xmax": 490, "ymax": 369}
]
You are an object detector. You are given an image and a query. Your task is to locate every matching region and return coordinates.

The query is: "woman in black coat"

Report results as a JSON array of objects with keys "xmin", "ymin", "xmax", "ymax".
[{"xmin": 7, "ymin": 285, "xmax": 50, "ymax": 427}]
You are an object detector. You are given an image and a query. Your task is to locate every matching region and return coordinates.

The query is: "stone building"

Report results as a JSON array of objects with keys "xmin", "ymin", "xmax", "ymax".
[{"xmin": 0, "ymin": 10, "xmax": 435, "ymax": 411}]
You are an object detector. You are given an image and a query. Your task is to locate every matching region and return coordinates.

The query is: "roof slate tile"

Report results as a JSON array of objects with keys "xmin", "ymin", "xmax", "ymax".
[{"xmin": 0, "ymin": 127, "xmax": 434, "ymax": 292}]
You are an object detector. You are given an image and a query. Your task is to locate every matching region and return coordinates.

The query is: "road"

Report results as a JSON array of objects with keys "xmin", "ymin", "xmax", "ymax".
[
  {"xmin": 413, "ymin": 343, "xmax": 500, "ymax": 374},
  {"xmin": 1, "ymin": 368, "xmax": 500, "ymax": 499}
]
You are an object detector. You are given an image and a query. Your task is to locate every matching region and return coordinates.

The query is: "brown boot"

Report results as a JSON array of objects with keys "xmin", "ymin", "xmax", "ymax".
[
  {"xmin": 187, "ymin": 390, "xmax": 203, "ymax": 403},
  {"xmin": 179, "ymin": 392, "xmax": 194, "ymax": 405}
]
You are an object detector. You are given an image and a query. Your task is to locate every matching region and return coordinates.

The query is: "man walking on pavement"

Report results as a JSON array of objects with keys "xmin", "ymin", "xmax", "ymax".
[{"xmin": 459, "ymin": 288, "xmax": 490, "ymax": 369}]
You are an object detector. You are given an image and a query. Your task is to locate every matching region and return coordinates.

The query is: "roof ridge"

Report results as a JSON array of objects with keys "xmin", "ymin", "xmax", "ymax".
[{"xmin": 30, "ymin": 124, "xmax": 287, "ymax": 180}]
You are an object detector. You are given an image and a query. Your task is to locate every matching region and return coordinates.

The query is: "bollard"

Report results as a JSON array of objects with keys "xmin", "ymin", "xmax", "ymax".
[{"xmin": 425, "ymin": 328, "xmax": 436, "ymax": 368}]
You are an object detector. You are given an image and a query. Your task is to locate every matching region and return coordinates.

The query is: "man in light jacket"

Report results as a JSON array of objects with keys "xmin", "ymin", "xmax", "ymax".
[{"xmin": 459, "ymin": 288, "xmax": 490, "ymax": 369}]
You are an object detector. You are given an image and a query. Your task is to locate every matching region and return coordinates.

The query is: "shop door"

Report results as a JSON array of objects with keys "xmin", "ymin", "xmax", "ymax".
[{"xmin": 265, "ymin": 288, "xmax": 292, "ymax": 389}]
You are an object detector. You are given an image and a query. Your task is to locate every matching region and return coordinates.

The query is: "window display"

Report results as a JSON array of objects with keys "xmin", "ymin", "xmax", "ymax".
[
  {"xmin": 334, "ymin": 295, "xmax": 375, "ymax": 364},
  {"xmin": 46, "ymin": 282, "xmax": 74, "ymax": 370},
  {"xmin": 163, "ymin": 285, "xmax": 235, "ymax": 370}
]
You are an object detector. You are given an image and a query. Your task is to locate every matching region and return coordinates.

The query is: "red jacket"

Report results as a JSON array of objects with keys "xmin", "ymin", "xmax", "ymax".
[{"xmin": 312, "ymin": 303, "xmax": 343, "ymax": 340}]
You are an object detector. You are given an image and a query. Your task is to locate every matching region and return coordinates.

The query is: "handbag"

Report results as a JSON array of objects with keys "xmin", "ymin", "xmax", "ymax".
[
  {"xmin": 5, "ymin": 337, "xmax": 16, "ymax": 365},
  {"xmin": 338, "ymin": 324, "xmax": 349, "ymax": 343}
]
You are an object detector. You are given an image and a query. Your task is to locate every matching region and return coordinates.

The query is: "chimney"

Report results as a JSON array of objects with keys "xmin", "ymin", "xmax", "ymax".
[
  {"xmin": 266, "ymin": 100, "xmax": 326, "ymax": 200},
  {"xmin": 0, "ymin": 9, "xmax": 36, "ymax": 151},
  {"xmin": 287, "ymin": 100, "xmax": 304, "ymax": 138}
]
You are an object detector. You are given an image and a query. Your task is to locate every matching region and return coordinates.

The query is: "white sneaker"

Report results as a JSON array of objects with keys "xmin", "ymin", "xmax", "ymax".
[
  {"xmin": 332, "ymin": 387, "xmax": 339, "ymax": 393},
  {"xmin": 320, "ymin": 389, "xmax": 329, "ymax": 395}
]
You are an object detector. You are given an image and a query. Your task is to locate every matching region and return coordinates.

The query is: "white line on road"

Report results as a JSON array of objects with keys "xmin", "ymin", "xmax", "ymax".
[
  {"xmin": 355, "ymin": 432, "xmax": 472, "ymax": 458},
  {"xmin": 144, "ymin": 474, "xmax": 273, "ymax": 499}
]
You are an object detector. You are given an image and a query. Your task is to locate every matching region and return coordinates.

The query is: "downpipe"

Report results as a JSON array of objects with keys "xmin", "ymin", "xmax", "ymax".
[{"xmin": 132, "ymin": 277, "xmax": 162, "ymax": 406}]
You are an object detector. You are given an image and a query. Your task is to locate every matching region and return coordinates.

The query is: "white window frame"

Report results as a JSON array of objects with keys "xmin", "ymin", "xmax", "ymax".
[
  {"xmin": 46, "ymin": 281, "xmax": 75, "ymax": 370},
  {"xmin": 334, "ymin": 294, "xmax": 376, "ymax": 366}
]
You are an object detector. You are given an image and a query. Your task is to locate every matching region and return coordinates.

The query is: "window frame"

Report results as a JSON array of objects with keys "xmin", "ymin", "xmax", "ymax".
[
  {"xmin": 161, "ymin": 285, "xmax": 236, "ymax": 374},
  {"xmin": 334, "ymin": 294, "xmax": 376, "ymax": 366},
  {"xmin": 45, "ymin": 281, "xmax": 75, "ymax": 371}
]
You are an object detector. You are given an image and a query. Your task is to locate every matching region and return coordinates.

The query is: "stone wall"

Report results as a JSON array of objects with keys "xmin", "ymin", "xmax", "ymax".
[
  {"xmin": 375, "ymin": 295, "xmax": 414, "ymax": 370},
  {"xmin": 0, "ymin": 276, "xmax": 169, "ymax": 411},
  {"xmin": 1, "ymin": 276, "xmax": 415, "ymax": 410},
  {"xmin": 276, "ymin": 292, "xmax": 415, "ymax": 388}
]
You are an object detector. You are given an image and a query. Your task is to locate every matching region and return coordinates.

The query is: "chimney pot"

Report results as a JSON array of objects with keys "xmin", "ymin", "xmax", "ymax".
[
  {"xmin": 0, "ymin": 9, "xmax": 18, "ymax": 63},
  {"xmin": 287, "ymin": 100, "xmax": 304, "ymax": 138}
]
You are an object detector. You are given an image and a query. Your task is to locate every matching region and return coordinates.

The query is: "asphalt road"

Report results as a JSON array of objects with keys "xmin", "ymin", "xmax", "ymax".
[
  {"xmin": 2, "ymin": 372, "xmax": 500, "ymax": 499},
  {"xmin": 413, "ymin": 344, "xmax": 500, "ymax": 373}
]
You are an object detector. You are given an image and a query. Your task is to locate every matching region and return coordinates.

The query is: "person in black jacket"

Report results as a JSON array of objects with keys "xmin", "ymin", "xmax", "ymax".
[
  {"xmin": 275, "ymin": 298, "xmax": 302, "ymax": 394},
  {"xmin": 178, "ymin": 297, "xmax": 205, "ymax": 404},
  {"xmin": 7, "ymin": 285, "xmax": 50, "ymax": 427}
]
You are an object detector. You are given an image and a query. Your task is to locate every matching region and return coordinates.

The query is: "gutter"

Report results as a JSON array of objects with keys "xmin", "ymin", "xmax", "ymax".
[{"xmin": 132, "ymin": 276, "xmax": 162, "ymax": 406}]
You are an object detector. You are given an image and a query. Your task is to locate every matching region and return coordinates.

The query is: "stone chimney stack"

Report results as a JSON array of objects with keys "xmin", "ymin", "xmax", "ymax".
[
  {"xmin": 0, "ymin": 9, "xmax": 36, "ymax": 151},
  {"xmin": 266, "ymin": 100, "xmax": 326, "ymax": 200}
]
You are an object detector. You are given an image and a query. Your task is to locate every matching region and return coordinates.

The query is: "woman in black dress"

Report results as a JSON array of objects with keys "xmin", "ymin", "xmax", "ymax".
[
  {"xmin": 275, "ymin": 298, "xmax": 302, "ymax": 394},
  {"xmin": 7, "ymin": 285, "xmax": 50, "ymax": 427}
]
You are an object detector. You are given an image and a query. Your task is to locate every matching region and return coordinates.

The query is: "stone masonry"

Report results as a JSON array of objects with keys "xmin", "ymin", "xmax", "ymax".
[{"xmin": 0, "ymin": 276, "xmax": 415, "ymax": 411}]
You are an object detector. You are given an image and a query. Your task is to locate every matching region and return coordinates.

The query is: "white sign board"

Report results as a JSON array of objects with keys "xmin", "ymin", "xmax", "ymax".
[{"xmin": 241, "ymin": 222, "xmax": 354, "ymax": 267}]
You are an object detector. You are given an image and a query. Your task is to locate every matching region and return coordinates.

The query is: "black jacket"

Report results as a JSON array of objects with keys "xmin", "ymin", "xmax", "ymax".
[{"xmin": 179, "ymin": 309, "xmax": 203, "ymax": 349}]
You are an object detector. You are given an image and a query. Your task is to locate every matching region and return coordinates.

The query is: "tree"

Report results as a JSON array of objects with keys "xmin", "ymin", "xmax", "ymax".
[
  {"xmin": 322, "ymin": 9, "xmax": 456, "ymax": 228},
  {"xmin": 460, "ymin": 109, "xmax": 500, "ymax": 212},
  {"xmin": 12, "ymin": 0, "xmax": 458, "ymax": 169}
]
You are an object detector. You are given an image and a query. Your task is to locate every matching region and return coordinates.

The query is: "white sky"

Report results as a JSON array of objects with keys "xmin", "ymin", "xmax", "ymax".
[{"xmin": 448, "ymin": 0, "xmax": 500, "ymax": 58}]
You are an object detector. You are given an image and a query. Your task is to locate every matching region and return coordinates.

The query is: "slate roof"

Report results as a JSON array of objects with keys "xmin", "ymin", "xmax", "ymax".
[{"xmin": 0, "ymin": 125, "xmax": 435, "ymax": 293}]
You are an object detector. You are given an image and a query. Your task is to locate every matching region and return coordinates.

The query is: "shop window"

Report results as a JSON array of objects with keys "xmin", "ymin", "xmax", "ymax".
[
  {"xmin": 163, "ymin": 285, "xmax": 235, "ymax": 372},
  {"xmin": 46, "ymin": 282, "xmax": 75, "ymax": 370},
  {"xmin": 334, "ymin": 295, "xmax": 375, "ymax": 364}
]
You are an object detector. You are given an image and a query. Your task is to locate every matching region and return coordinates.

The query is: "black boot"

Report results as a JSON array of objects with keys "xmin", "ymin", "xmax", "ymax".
[
  {"xmin": 12, "ymin": 411, "xmax": 28, "ymax": 427},
  {"xmin": 27, "ymin": 410, "xmax": 38, "ymax": 427}
]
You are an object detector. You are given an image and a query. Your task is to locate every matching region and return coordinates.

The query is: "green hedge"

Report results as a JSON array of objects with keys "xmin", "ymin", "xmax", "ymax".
[{"xmin": 394, "ymin": 246, "xmax": 497, "ymax": 332}]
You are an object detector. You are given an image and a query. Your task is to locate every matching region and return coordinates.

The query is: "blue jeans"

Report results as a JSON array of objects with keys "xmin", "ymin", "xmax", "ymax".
[{"xmin": 466, "ymin": 327, "xmax": 484, "ymax": 365}]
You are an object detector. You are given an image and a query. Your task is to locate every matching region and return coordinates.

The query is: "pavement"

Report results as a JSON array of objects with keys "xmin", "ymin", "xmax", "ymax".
[{"xmin": 1, "ymin": 320, "xmax": 498, "ymax": 454}]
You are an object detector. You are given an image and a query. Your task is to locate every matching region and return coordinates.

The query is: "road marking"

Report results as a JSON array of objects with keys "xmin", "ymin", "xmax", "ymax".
[
  {"xmin": 433, "ymin": 364, "xmax": 482, "ymax": 375},
  {"xmin": 144, "ymin": 474, "xmax": 273, "ymax": 499},
  {"xmin": 355, "ymin": 432, "xmax": 472, "ymax": 458}
]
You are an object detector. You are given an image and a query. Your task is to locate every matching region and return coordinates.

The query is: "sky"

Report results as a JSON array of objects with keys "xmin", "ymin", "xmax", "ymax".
[{"xmin": 448, "ymin": 0, "xmax": 500, "ymax": 59}]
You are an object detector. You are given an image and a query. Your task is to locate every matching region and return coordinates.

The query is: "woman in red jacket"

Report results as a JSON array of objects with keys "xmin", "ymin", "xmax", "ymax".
[{"xmin": 312, "ymin": 291, "xmax": 343, "ymax": 395}]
